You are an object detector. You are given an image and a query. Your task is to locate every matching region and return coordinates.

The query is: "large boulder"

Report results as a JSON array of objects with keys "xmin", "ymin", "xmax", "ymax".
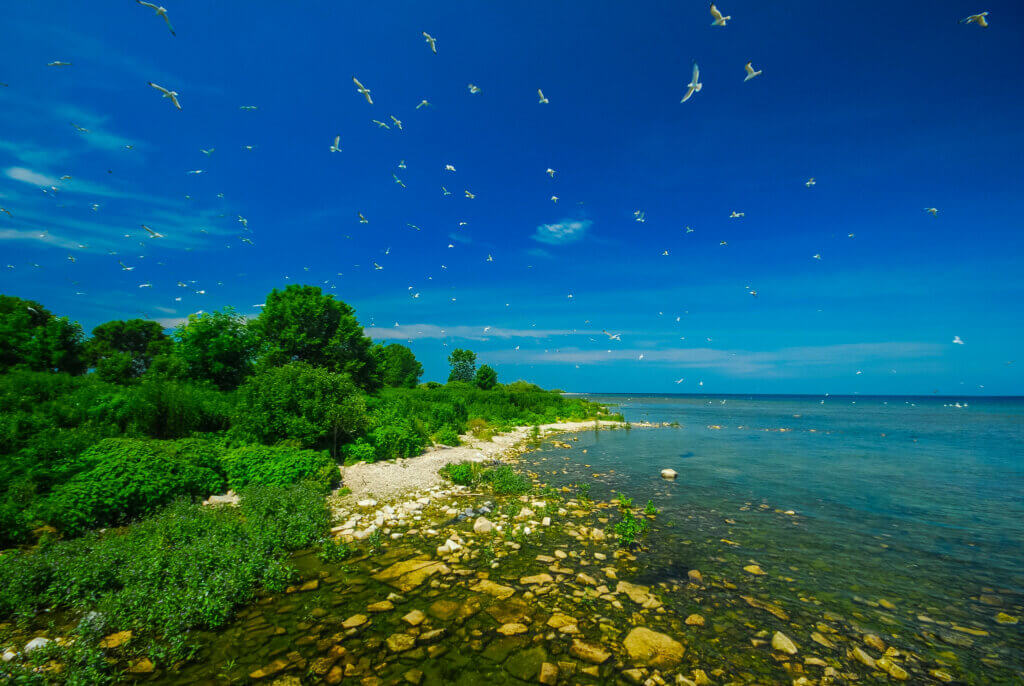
[{"xmin": 623, "ymin": 627, "xmax": 685, "ymax": 668}]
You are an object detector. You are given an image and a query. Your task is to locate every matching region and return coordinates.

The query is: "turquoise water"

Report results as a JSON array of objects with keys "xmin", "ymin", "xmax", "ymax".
[{"xmin": 526, "ymin": 394, "xmax": 1024, "ymax": 681}]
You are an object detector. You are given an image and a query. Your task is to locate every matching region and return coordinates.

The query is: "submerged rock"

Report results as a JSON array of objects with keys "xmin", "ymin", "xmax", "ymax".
[
  {"xmin": 771, "ymin": 631, "xmax": 798, "ymax": 655},
  {"xmin": 569, "ymin": 638, "xmax": 610, "ymax": 664},
  {"xmin": 473, "ymin": 517, "xmax": 493, "ymax": 533},
  {"xmin": 623, "ymin": 627, "xmax": 685, "ymax": 667},
  {"xmin": 372, "ymin": 557, "xmax": 446, "ymax": 592}
]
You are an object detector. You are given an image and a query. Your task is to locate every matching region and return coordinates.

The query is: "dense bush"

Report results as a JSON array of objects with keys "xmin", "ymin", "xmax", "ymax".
[
  {"xmin": 86, "ymin": 319, "xmax": 172, "ymax": 384},
  {"xmin": 0, "ymin": 484, "xmax": 329, "ymax": 672},
  {"xmin": 173, "ymin": 307, "xmax": 257, "ymax": 390},
  {"xmin": 374, "ymin": 342, "xmax": 423, "ymax": 388},
  {"xmin": 475, "ymin": 363, "xmax": 498, "ymax": 390},
  {"xmin": 221, "ymin": 444, "xmax": 338, "ymax": 491},
  {"xmin": 232, "ymin": 362, "xmax": 368, "ymax": 453},
  {"xmin": 41, "ymin": 438, "xmax": 227, "ymax": 534},
  {"xmin": 0, "ymin": 295, "xmax": 86, "ymax": 375},
  {"xmin": 339, "ymin": 438, "xmax": 376, "ymax": 465},
  {"xmin": 439, "ymin": 461, "xmax": 531, "ymax": 495}
]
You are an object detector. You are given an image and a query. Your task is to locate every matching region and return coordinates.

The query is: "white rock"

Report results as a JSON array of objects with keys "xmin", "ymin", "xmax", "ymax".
[
  {"xmin": 390, "ymin": 532, "xmax": 403, "ymax": 540},
  {"xmin": 357, "ymin": 499, "xmax": 377, "ymax": 507},
  {"xmin": 542, "ymin": 517, "xmax": 551, "ymax": 526},
  {"xmin": 660, "ymin": 469, "xmax": 678, "ymax": 480},
  {"xmin": 517, "ymin": 507, "xmax": 534, "ymax": 520},
  {"xmin": 24, "ymin": 638, "xmax": 51, "ymax": 653},
  {"xmin": 436, "ymin": 543, "xmax": 451, "ymax": 555},
  {"xmin": 474, "ymin": 517, "xmax": 494, "ymax": 534},
  {"xmin": 2, "ymin": 650, "xmax": 17, "ymax": 662}
]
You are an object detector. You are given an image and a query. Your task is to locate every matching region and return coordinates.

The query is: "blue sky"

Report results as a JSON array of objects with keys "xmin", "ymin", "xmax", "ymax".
[{"xmin": 2, "ymin": 1, "xmax": 1022, "ymax": 394}]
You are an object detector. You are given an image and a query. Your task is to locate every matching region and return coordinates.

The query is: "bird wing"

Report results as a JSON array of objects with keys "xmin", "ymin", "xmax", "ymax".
[
  {"xmin": 978, "ymin": 15, "xmax": 989, "ymax": 27},
  {"xmin": 745, "ymin": 62, "xmax": 754, "ymax": 76},
  {"xmin": 169, "ymin": 93, "xmax": 181, "ymax": 109},
  {"xmin": 710, "ymin": 4, "xmax": 724, "ymax": 21},
  {"xmin": 692, "ymin": 62, "xmax": 700, "ymax": 82},
  {"xmin": 137, "ymin": 1, "xmax": 158, "ymax": 9},
  {"xmin": 681, "ymin": 85, "xmax": 696, "ymax": 102},
  {"xmin": 333, "ymin": 136, "xmax": 340, "ymax": 146},
  {"xmin": 148, "ymin": 81, "xmax": 170, "ymax": 95},
  {"xmin": 162, "ymin": 13, "xmax": 176, "ymax": 35}
]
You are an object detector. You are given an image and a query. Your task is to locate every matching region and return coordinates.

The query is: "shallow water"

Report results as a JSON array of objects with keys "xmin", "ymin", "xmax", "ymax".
[{"xmin": 145, "ymin": 395, "xmax": 1022, "ymax": 684}]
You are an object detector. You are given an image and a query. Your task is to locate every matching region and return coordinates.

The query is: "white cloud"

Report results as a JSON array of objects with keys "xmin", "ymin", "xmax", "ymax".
[
  {"xmin": 365, "ymin": 324, "xmax": 580, "ymax": 341},
  {"xmin": 5, "ymin": 166, "xmax": 60, "ymax": 187},
  {"xmin": 533, "ymin": 219, "xmax": 591, "ymax": 245},
  {"xmin": 0, "ymin": 228, "xmax": 85, "ymax": 250}
]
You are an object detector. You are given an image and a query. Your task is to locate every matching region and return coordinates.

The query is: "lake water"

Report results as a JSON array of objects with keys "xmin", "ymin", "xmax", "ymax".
[{"xmin": 532, "ymin": 394, "xmax": 1024, "ymax": 680}]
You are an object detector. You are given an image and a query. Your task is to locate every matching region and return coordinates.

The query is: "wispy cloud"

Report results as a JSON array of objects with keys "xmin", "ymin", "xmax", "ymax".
[
  {"xmin": 485, "ymin": 342, "xmax": 946, "ymax": 377},
  {"xmin": 0, "ymin": 228, "xmax": 85, "ymax": 251},
  {"xmin": 533, "ymin": 219, "xmax": 591, "ymax": 245},
  {"xmin": 365, "ymin": 324, "xmax": 581, "ymax": 341},
  {"xmin": 5, "ymin": 167, "xmax": 59, "ymax": 186}
]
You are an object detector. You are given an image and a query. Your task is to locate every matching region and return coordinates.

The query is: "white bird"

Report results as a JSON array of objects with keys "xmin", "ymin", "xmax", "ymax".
[
  {"xmin": 464, "ymin": 189, "xmax": 475, "ymax": 199},
  {"xmin": 352, "ymin": 76, "xmax": 373, "ymax": 104},
  {"xmin": 729, "ymin": 211, "xmax": 744, "ymax": 218},
  {"xmin": 137, "ymin": 1, "xmax": 175, "ymax": 35},
  {"xmin": 681, "ymin": 63, "xmax": 702, "ymax": 102},
  {"xmin": 238, "ymin": 216, "xmax": 248, "ymax": 229},
  {"xmin": 422, "ymin": 31, "xmax": 437, "ymax": 53},
  {"xmin": 138, "ymin": 283, "xmax": 152, "ymax": 288},
  {"xmin": 373, "ymin": 262, "xmax": 383, "ymax": 270},
  {"xmin": 923, "ymin": 207, "xmax": 938, "ymax": 216},
  {"xmin": 390, "ymin": 115, "xmax": 402, "ymax": 130},
  {"xmin": 47, "ymin": 61, "xmax": 72, "ymax": 67},
  {"xmin": 416, "ymin": 99, "xmax": 430, "ymax": 109},
  {"xmin": 710, "ymin": 3, "xmax": 730, "ymax": 26},
  {"xmin": 468, "ymin": 84, "xmax": 481, "ymax": 94},
  {"xmin": 546, "ymin": 168, "xmax": 556, "ymax": 178},
  {"xmin": 961, "ymin": 12, "xmax": 989, "ymax": 27},
  {"xmin": 358, "ymin": 212, "xmax": 369, "ymax": 224},
  {"xmin": 602, "ymin": 330, "xmax": 622, "ymax": 341},
  {"xmin": 148, "ymin": 82, "xmax": 181, "ymax": 110},
  {"xmin": 537, "ymin": 89, "xmax": 549, "ymax": 104},
  {"xmin": 551, "ymin": 196, "xmax": 559, "ymax": 203},
  {"xmin": 329, "ymin": 135, "xmax": 341, "ymax": 153},
  {"xmin": 720, "ymin": 240, "xmax": 728, "ymax": 246},
  {"xmin": 675, "ymin": 378, "xmax": 684, "ymax": 384},
  {"xmin": 0, "ymin": 207, "xmax": 11, "ymax": 217},
  {"xmin": 812, "ymin": 253, "xmax": 822, "ymax": 260},
  {"xmin": 141, "ymin": 224, "xmax": 164, "ymax": 238},
  {"xmin": 67, "ymin": 255, "xmax": 76, "ymax": 263},
  {"xmin": 186, "ymin": 169, "xmax": 204, "ymax": 175},
  {"xmin": 119, "ymin": 260, "xmax": 134, "ymax": 271},
  {"xmin": 200, "ymin": 148, "xmax": 215, "ymax": 155},
  {"xmin": 486, "ymin": 254, "xmax": 494, "ymax": 262},
  {"xmin": 397, "ymin": 160, "xmax": 407, "ymax": 169},
  {"xmin": 70, "ymin": 122, "xmax": 89, "ymax": 132},
  {"xmin": 441, "ymin": 187, "xmax": 452, "ymax": 196},
  {"xmin": 392, "ymin": 173, "xmax": 406, "ymax": 188},
  {"xmin": 806, "ymin": 177, "xmax": 816, "ymax": 187},
  {"xmin": 373, "ymin": 119, "xmax": 390, "ymax": 129},
  {"xmin": 953, "ymin": 335, "xmax": 964, "ymax": 345},
  {"xmin": 239, "ymin": 105, "xmax": 257, "ymax": 110},
  {"xmin": 744, "ymin": 62, "xmax": 762, "ymax": 81},
  {"xmin": 445, "ymin": 164, "xmax": 456, "ymax": 172},
  {"xmin": 685, "ymin": 226, "xmax": 694, "ymax": 233},
  {"xmin": 634, "ymin": 210, "xmax": 646, "ymax": 223}
]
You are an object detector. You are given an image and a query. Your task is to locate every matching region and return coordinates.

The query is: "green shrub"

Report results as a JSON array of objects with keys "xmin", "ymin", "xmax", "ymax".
[
  {"xmin": 318, "ymin": 538, "xmax": 352, "ymax": 563},
  {"xmin": 617, "ymin": 492, "xmax": 634, "ymax": 509},
  {"xmin": 432, "ymin": 425, "xmax": 461, "ymax": 446},
  {"xmin": 439, "ymin": 461, "xmax": 477, "ymax": 486},
  {"xmin": 41, "ymin": 438, "xmax": 227, "ymax": 534},
  {"xmin": 340, "ymin": 439, "xmax": 376, "ymax": 465},
  {"xmin": 644, "ymin": 499, "xmax": 659, "ymax": 516},
  {"xmin": 369, "ymin": 423, "xmax": 426, "ymax": 460},
  {"xmin": 232, "ymin": 362, "xmax": 368, "ymax": 453},
  {"xmin": 577, "ymin": 482, "xmax": 592, "ymax": 501},
  {"xmin": 481, "ymin": 465, "xmax": 530, "ymax": 495},
  {"xmin": 221, "ymin": 444, "xmax": 338, "ymax": 491},
  {"xmin": 614, "ymin": 510, "xmax": 649, "ymax": 547},
  {"xmin": 467, "ymin": 417, "xmax": 495, "ymax": 441},
  {"xmin": 239, "ymin": 483, "xmax": 331, "ymax": 553}
]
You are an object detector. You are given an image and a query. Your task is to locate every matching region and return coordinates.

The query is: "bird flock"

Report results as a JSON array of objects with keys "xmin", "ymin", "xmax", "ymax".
[{"xmin": 0, "ymin": 3, "xmax": 995, "ymax": 389}]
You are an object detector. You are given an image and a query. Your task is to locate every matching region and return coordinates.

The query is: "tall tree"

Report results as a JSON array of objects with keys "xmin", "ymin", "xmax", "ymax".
[
  {"xmin": 0, "ymin": 295, "xmax": 86, "ymax": 374},
  {"xmin": 86, "ymin": 319, "xmax": 171, "ymax": 384},
  {"xmin": 251, "ymin": 285, "xmax": 380, "ymax": 391},
  {"xmin": 374, "ymin": 343, "xmax": 424, "ymax": 388},
  {"xmin": 447, "ymin": 348, "xmax": 477, "ymax": 383},
  {"xmin": 475, "ymin": 364, "xmax": 498, "ymax": 390},
  {"xmin": 173, "ymin": 307, "xmax": 257, "ymax": 389}
]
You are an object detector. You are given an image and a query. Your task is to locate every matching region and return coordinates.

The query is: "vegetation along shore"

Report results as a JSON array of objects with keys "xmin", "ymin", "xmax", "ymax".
[{"xmin": 0, "ymin": 284, "xmax": 630, "ymax": 683}]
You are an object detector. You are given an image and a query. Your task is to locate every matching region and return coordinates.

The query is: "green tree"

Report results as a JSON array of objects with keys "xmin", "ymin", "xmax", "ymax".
[
  {"xmin": 251, "ymin": 284, "xmax": 380, "ymax": 391},
  {"xmin": 174, "ymin": 307, "xmax": 257, "ymax": 389},
  {"xmin": 475, "ymin": 364, "xmax": 498, "ymax": 390},
  {"xmin": 447, "ymin": 348, "xmax": 476, "ymax": 383},
  {"xmin": 232, "ymin": 362, "xmax": 368, "ymax": 456},
  {"xmin": 374, "ymin": 343, "xmax": 424, "ymax": 388},
  {"xmin": 86, "ymin": 319, "xmax": 171, "ymax": 384},
  {"xmin": 0, "ymin": 295, "xmax": 86, "ymax": 374}
]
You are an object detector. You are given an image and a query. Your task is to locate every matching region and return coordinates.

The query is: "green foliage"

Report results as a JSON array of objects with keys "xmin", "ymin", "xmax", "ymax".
[
  {"xmin": 374, "ymin": 342, "xmax": 423, "ymax": 388},
  {"xmin": 86, "ymin": 319, "xmax": 172, "ymax": 384},
  {"xmin": 251, "ymin": 284, "xmax": 380, "ymax": 391},
  {"xmin": 42, "ymin": 438, "xmax": 226, "ymax": 534},
  {"xmin": 339, "ymin": 438, "xmax": 376, "ymax": 466},
  {"xmin": 467, "ymin": 417, "xmax": 496, "ymax": 441},
  {"xmin": 475, "ymin": 363, "xmax": 498, "ymax": 390},
  {"xmin": 221, "ymin": 444, "xmax": 338, "ymax": 491},
  {"xmin": 232, "ymin": 362, "xmax": 368, "ymax": 454},
  {"xmin": 432, "ymin": 425, "xmax": 461, "ymax": 446},
  {"xmin": 173, "ymin": 307, "xmax": 257, "ymax": 390},
  {"xmin": 644, "ymin": 499, "xmax": 659, "ymax": 516},
  {"xmin": 0, "ymin": 295, "xmax": 86, "ymax": 375},
  {"xmin": 480, "ymin": 465, "xmax": 531, "ymax": 495},
  {"xmin": 318, "ymin": 538, "xmax": 352, "ymax": 563},
  {"xmin": 439, "ymin": 461, "xmax": 477, "ymax": 485},
  {"xmin": 0, "ymin": 484, "xmax": 329, "ymax": 665},
  {"xmin": 577, "ymin": 482, "xmax": 592, "ymax": 501},
  {"xmin": 447, "ymin": 348, "xmax": 476, "ymax": 383},
  {"xmin": 614, "ymin": 509, "xmax": 649, "ymax": 547},
  {"xmin": 617, "ymin": 492, "xmax": 634, "ymax": 509},
  {"xmin": 366, "ymin": 528, "xmax": 383, "ymax": 555}
]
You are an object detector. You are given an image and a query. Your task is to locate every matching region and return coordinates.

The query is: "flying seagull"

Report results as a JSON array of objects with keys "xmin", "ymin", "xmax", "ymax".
[
  {"xmin": 546, "ymin": 168, "xmax": 556, "ymax": 177},
  {"xmin": 137, "ymin": 2, "xmax": 175, "ymax": 35},
  {"xmin": 729, "ymin": 211, "xmax": 744, "ymax": 218},
  {"xmin": 390, "ymin": 115, "xmax": 402, "ymax": 129},
  {"xmin": 445, "ymin": 164, "xmax": 456, "ymax": 172},
  {"xmin": 953, "ymin": 335, "xmax": 964, "ymax": 345},
  {"xmin": 47, "ymin": 61, "xmax": 72, "ymax": 67},
  {"xmin": 710, "ymin": 3, "xmax": 730, "ymax": 26},
  {"xmin": 422, "ymin": 31, "xmax": 437, "ymax": 53},
  {"xmin": 961, "ymin": 12, "xmax": 989, "ymax": 27},
  {"xmin": 372, "ymin": 119, "xmax": 390, "ymax": 129},
  {"xmin": 538, "ymin": 89, "xmax": 549, "ymax": 104},
  {"xmin": 352, "ymin": 76, "xmax": 373, "ymax": 104},
  {"xmin": 416, "ymin": 99, "xmax": 430, "ymax": 109},
  {"xmin": 468, "ymin": 84, "xmax": 481, "ymax": 94},
  {"xmin": 200, "ymin": 148, "xmax": 215, "ymax": 155},
  {"xmin": 141, "ymin": 224, "xmax": 164, "ymax": 238},
  {"xmin": 118, "ymin": 260, "xmax": 134, "ymax": 271},
  {"xmin": 464, "ymin": 189, "xmax": 475, "ymax": 199},
  {"xmin": 744, "ymin": 62, "xmax": 762, "ymax": 81},
  {"xmin": 239, "ymin": 105, "xmax": 258, "ymax": 110},
  {"xmin": 805, "ymin": 177, "xmax": 816, "ymax": 187},
  {"xmin": 329, "ymin": 135, "xmax": 341, "ymax": 152},
  {"xmin": 358, "ymin": 212, "xmax": 369, "ymax": 224},
  {"xmin": 148, "ymin": 81, "xmax": 181, "ymax": 110},
  {"xmin": 70, "ymin": 122, "xmax": 89, "ymax": 132},
  {"xmin": 681, "ymin": 63, "xmax": 702, "ymax": 102},
  {"xmin": 923, "ymin": 207, "xmax": 938, "ymax": 216}
]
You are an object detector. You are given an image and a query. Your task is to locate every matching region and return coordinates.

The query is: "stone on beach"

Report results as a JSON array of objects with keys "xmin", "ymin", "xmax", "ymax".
[
  {"xmin": 660, "ymin": 468, "xmax": 678, "ymax": 479},
  {"xmin": 473, "ymin": 516, "xmax": 493, "ymax": 533},
  {"xmin": 623, "ymin": 627, "xmax": 685, "ymax": 667},
  {"xmin": 771, "ymin": 631, "xmax": 799, "ymax": 655}
]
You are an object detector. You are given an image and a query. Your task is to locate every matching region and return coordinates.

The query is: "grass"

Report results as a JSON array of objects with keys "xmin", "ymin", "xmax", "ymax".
[
  {"xmin": 614, "ymin": 509, "xmax": 649, "ymax": 548},
  {"xmin": 438, "ymin": 461, "xmax": 531, "ymax": 495}
]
